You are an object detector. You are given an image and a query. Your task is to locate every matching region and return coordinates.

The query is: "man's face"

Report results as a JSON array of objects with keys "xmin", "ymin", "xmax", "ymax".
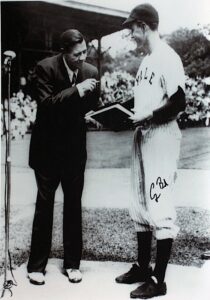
[
  {"xmin": 130, "ymin": 22, "xmax": 147, "ymax": 46},
  {"xmin": 64, "ymin": 40, "xmax": 87, "ymax": 70}
]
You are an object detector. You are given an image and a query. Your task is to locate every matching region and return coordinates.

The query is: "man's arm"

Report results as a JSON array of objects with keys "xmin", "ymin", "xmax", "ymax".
[
  {"xmin": 36, "ymin": 63, "xmax": 79, "ymax": 106},
  {"xmin": 82, "ymin": 68, "xmax": 100, "ymax": 114}
]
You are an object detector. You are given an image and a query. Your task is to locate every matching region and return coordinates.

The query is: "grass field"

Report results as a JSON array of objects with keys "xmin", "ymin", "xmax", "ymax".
[
  {"xmin": 86, "ymin": 127, "xmax": 210, "ymax": 169},
  {"xmin": 1, "ymin": 127, "xmax": 210, "ymax": 170},
  {"xmin": 1, "ymin": 127, "xmax": 210, "ymax": 273},
  {"xmin": 1, "ymin": 206, "xmax": 209, "ymax": 272}
]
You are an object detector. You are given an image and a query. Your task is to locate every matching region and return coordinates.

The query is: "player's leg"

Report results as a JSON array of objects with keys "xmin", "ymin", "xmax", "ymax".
[
  {"xmin": 137, "ymin": 231, "xmax": 153, "ymax": 274},
  {"xmin": 115, "ymin": 230, "xmax": 153, "ymax": 284},
  {"xmin": 116, "ymin": 129, "xmax": 153, "ymax": 285},
  {"xmin": 130, "ymin": 232, "xmax": 174, "ymax": 299},
  {"xmin": 130, "ymin": 125, "xmax": 179, "ymax": 298},
  {"xmin": 153, "ymin": 238, "xmax": 173, "ymax": 284}
]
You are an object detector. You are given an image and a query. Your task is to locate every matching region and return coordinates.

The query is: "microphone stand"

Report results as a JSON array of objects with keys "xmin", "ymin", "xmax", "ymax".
[{"xmin": 1, "ymin": 57, "xmax": 17, "ymax": 298}]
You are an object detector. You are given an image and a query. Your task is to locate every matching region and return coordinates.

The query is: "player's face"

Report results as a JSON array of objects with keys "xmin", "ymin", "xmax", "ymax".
[
  {"xmin": 63, "ymin": 40, "xmax": 87, "ymax": 70},
  {"xmin": 130, "ymin": 22, "xmax": 147, "ymax": 46}
]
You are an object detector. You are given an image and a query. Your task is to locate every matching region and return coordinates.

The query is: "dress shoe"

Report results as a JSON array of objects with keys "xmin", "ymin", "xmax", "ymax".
[
  {"xmin": 115, "ymin": 264, "xmax": 152, "ymax": 284},
  {"xmin": 130, "ymin": 276, "xmax": 167, "ymax": 299},
  {"xmin": 28, "ymin": 272, "xmax": 45, "ymax": 285},
  {"xmin": 65, "ymin": 268, "xmax": 82, "ymax": 283}
]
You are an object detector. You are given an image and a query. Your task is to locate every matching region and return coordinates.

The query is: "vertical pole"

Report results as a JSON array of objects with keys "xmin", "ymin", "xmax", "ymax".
[
  {"xmin": 2, "ymin": 62, "xmax": 11, "ymax": 298},
  {"xmin": 6, "ymin": 63, "xmax": 11, "ymax": 277},
  {"xmin": 18, "ymin": 51, "xmax": 22, "ymax": 91},
  {"xmin": 97, "ymin": 38, "xmax": 102, "ymax": 96},
  {"xmin": 45, "ymin": 28, "xmax": 53, "ymax": 51},
  {"xmin": 18, "ymin": 32, "xmax": 22, "ymax": 91},
  {"xmin": 48, "ymin": 30, "xmax": 53, "ymax": 51}
]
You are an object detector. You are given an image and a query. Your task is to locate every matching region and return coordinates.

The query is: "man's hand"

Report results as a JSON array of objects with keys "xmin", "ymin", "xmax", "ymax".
[
  {"xmin": 77, "ymin": 79, "xmax": 99, "ymax": 97},
  {"xmin": 85, "ymin": 115, "xmax": 102, "ymax": 129}
]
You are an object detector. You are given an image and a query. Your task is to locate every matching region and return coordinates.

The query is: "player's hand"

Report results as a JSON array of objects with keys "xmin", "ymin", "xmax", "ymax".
[
  {"xmin": 130, "ymin": 114, "xmax": 153, "ymax": 129},
  {"xmin": 77, "ymin": 79, "xmax": 99, "ymax": 94}
]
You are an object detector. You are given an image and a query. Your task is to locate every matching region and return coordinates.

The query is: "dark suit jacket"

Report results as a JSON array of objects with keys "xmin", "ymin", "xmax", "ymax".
[{"xmin": 29, "ymin": 53, "xmax": 99, "ymax": 172}]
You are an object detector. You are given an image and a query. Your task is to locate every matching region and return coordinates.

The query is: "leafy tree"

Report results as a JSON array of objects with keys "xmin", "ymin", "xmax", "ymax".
[
  {"xmin": 100, "ymin": 27, "xmax": 210, "ymax": 78},
  {"xmin": 166, "ymin": 27, "xmax": 210, "ymax": 77},
  {"xmin": 101, "ymin": 48, "xmax": 144, "ymax": 77}
]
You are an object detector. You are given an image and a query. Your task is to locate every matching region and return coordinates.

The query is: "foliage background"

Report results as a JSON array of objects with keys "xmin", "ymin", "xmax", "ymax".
[
  {"xmin": 100, "ymin": 26, "xmax": 210, "ymax": 78},
  {"xmin": 1, "ymin": 26, "xmax": 210, "ymax": 138}
]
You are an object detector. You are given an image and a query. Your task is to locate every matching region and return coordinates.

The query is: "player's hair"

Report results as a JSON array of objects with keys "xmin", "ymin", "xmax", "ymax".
[{"xmin": 60, "ymin": 29, "xmax": 85, "ymax": 52}]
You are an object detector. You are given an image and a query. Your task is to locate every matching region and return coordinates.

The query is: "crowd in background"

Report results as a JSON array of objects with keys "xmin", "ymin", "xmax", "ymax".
[
  {"xmin": 1, "ymin": 72, "xmax": 210, "ymax": 139},
  {"xmin": 100, "ymin": 71, "xmax": 135, "ymax": 105},
  {"xmin": 184, "ymin": 77, "xmax": 210, "ymax": 127},
  {"xmin": 1, "ymin": 90, "xmax": 37, "ymax": 140}
]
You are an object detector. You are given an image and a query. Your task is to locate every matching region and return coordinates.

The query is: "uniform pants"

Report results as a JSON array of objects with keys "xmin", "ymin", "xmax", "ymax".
[
  {"xmin": 27, "ymin": 166, "xmax": 85, "ymax": 273},
  {"xmin": 130, "ymin": 121, "xmax": 181, "ymax": 239}
]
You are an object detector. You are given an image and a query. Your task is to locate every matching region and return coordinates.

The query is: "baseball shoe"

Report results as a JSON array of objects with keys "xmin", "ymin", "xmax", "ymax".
[
  {"xmin": 115, "ymin": 264, "xmax": 152, "ymax": 284},
  {"xmin": 65, "ymin": 268, "xmax": 82, "ymax": 283},
  {"xmin": 27, "ymin": 272, "xmax": 45, "ymax": 285},
  {"xmin": 130, "ymin": 276, "xmax": 167, "ymax": 299}
]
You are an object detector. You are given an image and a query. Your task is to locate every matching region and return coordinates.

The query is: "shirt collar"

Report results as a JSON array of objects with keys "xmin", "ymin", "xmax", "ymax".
[{"xmin": 62, "ymin": 56, "xmax": 78, "ymax": 82}]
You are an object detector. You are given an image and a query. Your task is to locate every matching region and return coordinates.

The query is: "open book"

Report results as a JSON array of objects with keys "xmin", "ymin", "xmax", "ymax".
[{"xmin": 86, "ymin": 103, "xmax": 134, "ymax": 131}]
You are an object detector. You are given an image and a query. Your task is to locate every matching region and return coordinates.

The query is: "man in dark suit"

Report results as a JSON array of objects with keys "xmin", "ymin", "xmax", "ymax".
[{"xmin": 27, "ymin": 29, "xmax": 99, "ymax": 285}]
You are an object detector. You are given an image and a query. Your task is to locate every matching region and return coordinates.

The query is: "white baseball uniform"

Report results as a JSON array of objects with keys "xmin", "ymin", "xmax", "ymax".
[{"xmin": 130, "ymin": 39, "xmax": 185, "ymax": 240}]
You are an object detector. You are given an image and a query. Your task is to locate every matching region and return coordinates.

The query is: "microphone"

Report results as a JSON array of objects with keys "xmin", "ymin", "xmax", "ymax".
[{"xmin": 3, "ymin": 50, "xmax": 16, "ymax": 65}]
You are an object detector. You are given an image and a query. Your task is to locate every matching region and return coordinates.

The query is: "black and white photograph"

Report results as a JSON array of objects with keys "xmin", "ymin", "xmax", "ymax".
[{"xmin": 1, "ymin": 0, "xmax": 210, "ymax": 299}]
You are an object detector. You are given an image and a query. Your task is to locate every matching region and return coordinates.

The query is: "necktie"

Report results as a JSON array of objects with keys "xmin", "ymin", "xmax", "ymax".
[{"xmin": 72, "ymin": 73, "xmax": 77, "ymax": 86}]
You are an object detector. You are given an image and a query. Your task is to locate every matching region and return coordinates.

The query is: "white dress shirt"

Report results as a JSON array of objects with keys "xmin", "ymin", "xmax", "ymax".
[{"xmin": 63, "ymin": 56, "xmax": 85, "ymax": 97}]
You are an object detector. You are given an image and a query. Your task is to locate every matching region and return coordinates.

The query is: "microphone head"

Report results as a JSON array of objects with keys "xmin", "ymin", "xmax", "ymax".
[{"xmin": 3, "ymin": 50, "xmax": 16, "ymax": 59}]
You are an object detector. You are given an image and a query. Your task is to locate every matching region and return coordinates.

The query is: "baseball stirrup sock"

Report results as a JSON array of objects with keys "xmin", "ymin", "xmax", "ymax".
[
  {"xmin": 137, "ymin": 231, "xmax": 153, "ymax": 272},
  {"xmin": 153, "ymin": 238, "xmax": 173, "ymax": 283}
]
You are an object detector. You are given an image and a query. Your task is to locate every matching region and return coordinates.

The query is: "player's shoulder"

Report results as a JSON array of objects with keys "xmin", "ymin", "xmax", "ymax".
[
  {"xmin": 159, "ymin": 40, "xmax": 185, "ymax": 85},
  {"xmin": 160, "ymin": 40, "xmax": 182, "ymax": 62}
]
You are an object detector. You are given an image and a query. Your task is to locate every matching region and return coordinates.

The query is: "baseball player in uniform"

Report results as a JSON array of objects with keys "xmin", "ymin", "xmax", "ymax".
[{"xmin": 115, "ymin": 4, "xmax": 186, "ymax": 299}]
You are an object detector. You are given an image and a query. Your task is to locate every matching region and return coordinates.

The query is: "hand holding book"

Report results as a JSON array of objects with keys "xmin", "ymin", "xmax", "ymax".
[
  {"xmin": 86, "ymin": 103, "xmax": 134, "ymax": 131},
  {"xmin": 129, "ymin": 112, "xmax": 153, "ymax": 129}
]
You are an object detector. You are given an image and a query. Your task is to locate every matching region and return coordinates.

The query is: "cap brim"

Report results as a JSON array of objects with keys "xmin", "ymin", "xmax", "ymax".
[{"xmin": 122, "ymin": 16, "xmax": 136, "ymax": 28}]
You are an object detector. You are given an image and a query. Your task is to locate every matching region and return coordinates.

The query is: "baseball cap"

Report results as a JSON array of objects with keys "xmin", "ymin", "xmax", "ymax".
[{"xmin": 123, "ymin": 3, "xmax": 159, "ymax": 28}]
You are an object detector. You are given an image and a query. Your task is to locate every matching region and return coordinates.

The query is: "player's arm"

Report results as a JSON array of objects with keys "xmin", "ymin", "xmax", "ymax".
[
  {"xmin": 152, "ymin": 85, "xmax": 186, "ymax": 124},
  {"xmin": 152, "ymin": 53, "xmax": 186, "ymax": 124},
  {"xmin": 134, "ymin": 54, "xmax": 186, "ymax": 128},
  {"xmin": 134, "ymin": 85, "xmax": 186, "ymax": 128}
]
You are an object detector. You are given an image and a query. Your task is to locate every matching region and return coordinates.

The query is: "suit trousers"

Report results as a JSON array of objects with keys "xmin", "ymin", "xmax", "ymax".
[{"xmin": 27, "ymin": 165, "xmax": 85, "ymax": 273}]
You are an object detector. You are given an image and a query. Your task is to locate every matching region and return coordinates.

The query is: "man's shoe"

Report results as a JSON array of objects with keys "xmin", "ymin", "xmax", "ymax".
[
  {"xmin": 65, "ymin": 268, "xmax": 82, "ymax": 283},
  {"xmin": 28, "ymin": 272, "xmax": 45, "ymax": 285},
  {"xmin": 115, "ymin": 264, "xmax": 152, "ymax": 284},
  {"xmin": 130, "ymin": 277, "xmax": 167, "ymax": 299}
]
